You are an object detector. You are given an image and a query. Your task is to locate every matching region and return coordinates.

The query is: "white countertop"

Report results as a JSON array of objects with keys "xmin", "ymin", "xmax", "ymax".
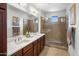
[{"xmin": 7, "ymin": 33, "xmax": 45, "ymax": 56}]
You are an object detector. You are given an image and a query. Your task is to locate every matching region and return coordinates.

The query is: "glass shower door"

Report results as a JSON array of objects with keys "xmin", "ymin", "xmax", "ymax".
[{"xmin": 41, "ymin": 16, "xmax": 67, "ymax": 47}]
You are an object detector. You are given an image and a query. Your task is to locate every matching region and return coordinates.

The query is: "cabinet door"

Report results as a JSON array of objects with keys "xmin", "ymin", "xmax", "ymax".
[
  {"xmin": 0, "ymin": 11, "xmax": 3, "ymax": 54},
  {"xmin": 2, "ymin": 11, "xmax": 7, "ymax": 55},
  {"xmin": 23, "ymin": 43, "xmax": 33, "ymax": 54},
  {"xmin": 37, "ymin": 38, "xmax": 41, "ymax": 55},
  {"xmin": 40, "ymin": 37, "xmax": 44, "ymax": 51},
  {"xmin": 0, "ymin": 4, "xmax": 7, "ymax": 56},
  {"xmin": 23, "ymin": 43, "xmax": 33, "ymax": 56},
  {"xmin": 33, "ymin": 40, "xmax": 38, "ymax": 56}
]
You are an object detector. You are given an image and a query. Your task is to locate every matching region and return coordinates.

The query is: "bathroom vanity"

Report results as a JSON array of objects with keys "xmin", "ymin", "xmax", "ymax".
[
  {"xmin": 7, "ymin": 3, "xmax": 45, "ymax": 56},
  {"xmin": 7, "ymin": 34, "xmax": 45, "ymax": 56}
]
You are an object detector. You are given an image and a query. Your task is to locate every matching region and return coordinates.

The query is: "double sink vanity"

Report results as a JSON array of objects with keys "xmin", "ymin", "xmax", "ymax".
[
  {"xmin": 7, "ymin": 4, "xmax": 45, "ymax": 56},
  {"xmin": 7, "ymin": 33, "xmax": 45, "ymax": 56},
  {"xmin": 0, "ymin": 3, "xmax": 46, "ymax": 56}
]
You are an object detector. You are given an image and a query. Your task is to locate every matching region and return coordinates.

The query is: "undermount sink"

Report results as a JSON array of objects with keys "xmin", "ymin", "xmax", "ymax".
[
  {"xmin": 15, "ymin": 39, "xmax": 30, "ymax": 44},
  {"xmin": 14, "ymin": 36, "xmax": 31, "ymax": 44}
]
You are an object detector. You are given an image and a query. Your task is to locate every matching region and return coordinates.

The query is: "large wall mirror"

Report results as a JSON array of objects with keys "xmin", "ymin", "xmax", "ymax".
[{"xmin": 23, "ymin": 15, "xmax": 39, "ymax": 35}]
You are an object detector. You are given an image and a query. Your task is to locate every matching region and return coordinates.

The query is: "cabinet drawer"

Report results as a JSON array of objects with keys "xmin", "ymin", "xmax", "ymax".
[
  {"xmin": 12, "ymin": 50, "xmax": 22, "ymax": 56},
  {"xmin": 23, "ymin": 48, "xmax": 33, "ymax": 56},
  {"xmin": 23, "ymin": 43, "xmax": 33, "ymax": 54}
]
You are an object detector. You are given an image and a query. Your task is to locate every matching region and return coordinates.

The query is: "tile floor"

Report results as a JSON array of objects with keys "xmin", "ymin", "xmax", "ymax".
[{"xmin": 40, "ymin": 46, "xmax": 69, "ymax": 56}]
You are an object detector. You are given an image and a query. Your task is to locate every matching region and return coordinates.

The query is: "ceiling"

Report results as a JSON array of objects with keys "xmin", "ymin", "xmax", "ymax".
[{"xmin": 32, "ymin": 3, "xmax": 68, "ymax": 12}]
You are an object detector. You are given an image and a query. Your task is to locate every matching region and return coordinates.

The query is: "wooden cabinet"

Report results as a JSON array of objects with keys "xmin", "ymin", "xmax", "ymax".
[
  {"xmin": 37, "ymin": 35, "xmax": 45, "ymax": 55},
  {"xmin": 11, "ymin": 35, "xmax": 45, "ymax": 56},
  {"xmin": 11, "ymin": 50, "xmax": 22, "ymax": 56},
  {"xmin": 23, "ymin": 43, "xmax": 33, "ymax": 56},
  {"xmin": 0, "ymin": 3, "xmax": 7, "ymax": 56}
]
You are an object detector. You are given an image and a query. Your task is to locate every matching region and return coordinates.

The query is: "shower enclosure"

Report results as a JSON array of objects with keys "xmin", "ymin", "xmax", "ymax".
[{"xmin": 41, "ymin": 16, "xmax": 67, "ymax": 47}]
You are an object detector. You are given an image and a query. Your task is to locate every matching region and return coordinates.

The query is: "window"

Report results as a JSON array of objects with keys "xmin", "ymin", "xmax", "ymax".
[{"xmin": 51, "ymin": 16, "xmax": 58, "ymax": 22}]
